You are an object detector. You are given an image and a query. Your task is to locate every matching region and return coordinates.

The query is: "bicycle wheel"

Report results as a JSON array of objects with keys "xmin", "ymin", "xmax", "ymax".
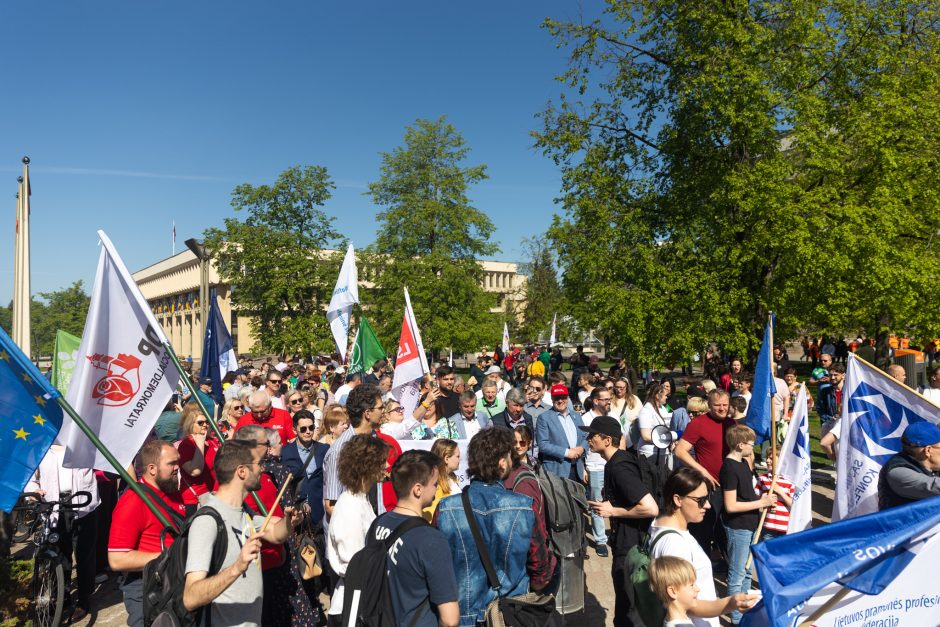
[
  {"xmin": 33, "ymin": 554, "xmax": 66, "ymax": 627},
  {"xmin": 10, "ymin": 505, "xmax": 38, "ymax": 544}
]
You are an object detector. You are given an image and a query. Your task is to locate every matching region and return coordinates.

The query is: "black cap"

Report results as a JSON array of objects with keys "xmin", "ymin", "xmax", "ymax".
[
  {"xmin": 686, "ymin": 384, "xmax": 707, "ymax": 399},
  {"xmin": 578, "ymin": 416, "xmax": 622, "ymax": 439}
]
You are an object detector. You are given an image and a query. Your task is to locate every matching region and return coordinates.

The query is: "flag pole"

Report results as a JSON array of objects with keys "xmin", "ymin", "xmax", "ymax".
[
  {"xmin": 163, "ymin": 341, "xmax": 269, "ymax": 516},
  {"xmin": 56, "ymin": 397, "xmax": 174, "ymax": 530},
  {"xmin": 798, "ymin": 587, "xmax": 852, "ymax": 627},
  {"xmin": 851, "ymin": 352, "xmax": 940, "ymax": 410},
  {"xmin": 746, "ymin": 312, "xmax": 776, "ymax": 571}
]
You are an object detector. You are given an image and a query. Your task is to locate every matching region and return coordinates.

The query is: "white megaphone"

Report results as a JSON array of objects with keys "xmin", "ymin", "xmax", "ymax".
[{"xmin": 651, "ymin": 424, "xmax": 678, "ymax": 450}]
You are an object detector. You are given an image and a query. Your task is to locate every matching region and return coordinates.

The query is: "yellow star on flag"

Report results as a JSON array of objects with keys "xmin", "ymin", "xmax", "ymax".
[
  {"xmin": 21, "ymin": 372, "xmax": 32, "ymax": 383},
  {"xmin": 33, "ymin": 414, "xmax": 46, "ymax": 427},
  {"xmin": 13, "ymin": 427, "xmax": 29, "ymax": 440},
  {"xmin": 0, "ymin": 350, "xmax": 8, "ymax": 361},
  {"xmin": 33, "ymin": 395, "xmax": 46, "ymax": 407}
]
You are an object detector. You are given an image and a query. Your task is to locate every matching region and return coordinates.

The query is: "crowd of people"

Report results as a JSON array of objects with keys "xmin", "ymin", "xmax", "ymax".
[{"xmin": 21, "ymin": 339, "xmax": 940, "ymax": 627}]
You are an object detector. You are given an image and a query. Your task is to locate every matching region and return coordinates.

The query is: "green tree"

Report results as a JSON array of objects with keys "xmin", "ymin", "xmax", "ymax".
[
  {"xmin": 518, "ymin": 236, "xmax": 569, "ymax": 343},
  {"xmin": 204, "ymin": 166, "xmax": 344, "ymax": 358},
  {"xmin": 364, "ymin": 117, "xmax": 501, "ymax": 354},
  {"xmin": 32, "ymin": 281, "xmax": 90, "ymax": 357},
  {"xmin": 536, "ymin": 1, "xmax": 940, "ymax": 364}
]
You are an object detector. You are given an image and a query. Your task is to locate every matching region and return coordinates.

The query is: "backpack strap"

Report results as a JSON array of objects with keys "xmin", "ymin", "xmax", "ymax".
[
  {"xmin": 137, "ymin": 481, "xmax": 185, "ymax": 532},
  {"xmin": 460, "ymin": 490, "xmax": 502, "ymax": 593},
  {"xmin": 647, "ymin": 529, "xmax": 681, "ymax": 554},
  {"xmin": 510, "ymin": 469, "xmax": 538, "ymax": 492}
]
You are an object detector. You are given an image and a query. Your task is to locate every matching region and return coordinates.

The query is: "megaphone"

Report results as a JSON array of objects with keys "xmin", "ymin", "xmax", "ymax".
[{"xmin": 651, "ymin": 424, "xmax": 678, "ymax": 450}]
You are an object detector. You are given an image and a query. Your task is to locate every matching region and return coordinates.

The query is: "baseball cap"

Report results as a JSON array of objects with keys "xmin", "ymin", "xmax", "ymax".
[
  {"xmin": 902, "ymin": 422, "xmax": 940, "ymax": 447},
  {"xmin": 550, "ymin": 384, "xmax": 569, "ymax": 397},
  {"xmin": 485, "ymin": 365, "xmax": 502, "ymax": 375},
  {"xmin": 578, "ymin": 415, "xmax": 622, "ymax": 439}
]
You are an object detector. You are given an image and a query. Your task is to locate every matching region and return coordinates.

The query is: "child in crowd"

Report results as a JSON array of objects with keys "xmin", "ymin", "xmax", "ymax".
[
  {"xmin": 757, "ymin": 453, "xmax": 794, "ymax": 541},
  {"xmin": 728, "ymin": 396, "xmax": 748, "ymax": 422},
  {"xmin": 720, "ymin": 425, "xmax": 776, "ymax": 625},
  {"xmin": 649, "ymin": 556, "xmax": 699, "ymax": 627}
]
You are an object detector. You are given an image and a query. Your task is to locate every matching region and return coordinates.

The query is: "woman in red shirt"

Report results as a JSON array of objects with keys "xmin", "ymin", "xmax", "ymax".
[{"xmin": 176, "ymin": 403, "xmax": 219, "ymax": 515}]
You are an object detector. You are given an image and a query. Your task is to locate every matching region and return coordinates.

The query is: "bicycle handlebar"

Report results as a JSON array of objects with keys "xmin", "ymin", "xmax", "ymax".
[{"xmin": 60, "ymin": 491, "xmax": 93, "ymax": 510}]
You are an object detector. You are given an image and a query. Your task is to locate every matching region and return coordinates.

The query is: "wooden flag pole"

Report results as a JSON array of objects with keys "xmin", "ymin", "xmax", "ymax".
[
  {"xmin": 258, "ymin": 472, "xmax": 293, "ymax": 535},
  {"xmin": 746, "ymin": 312, "xmax": 776, "ymax": 572},
  {"xmin": 799, "ymin": 587, "xmax": 852, "ymax": 626}
]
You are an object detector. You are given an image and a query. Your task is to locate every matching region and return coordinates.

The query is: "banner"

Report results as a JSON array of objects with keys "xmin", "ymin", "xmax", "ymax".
[
  {"xmin": 200, "ymin": 293, "xmax": 238, "ymax": 404},
  {"xmin": 349, "ymin": 317, "xmax": 385, "ymax": 374},
  {"xmin": 51, "ymin": 329, "xmax": 82, "ymax": 397},
  {"xmin": 392, "ymin": 288, "xmax": 428, "ymax": 421},
  {"xmin": 776, "ymin": 383, "xmax": 812, "ymax": 533},
  {"xmin": 834, "ymin": 354, "xmax": 940, "ymax": 520},
  {"xmin": 741, "ymin": 495, "xmax": 940, "ymax": 627},
  {"xmin": 502, "ymin": 322, "xmax": 510, "ymax": 353},
  {"xmin": 745, "ymin": 314, "xmax": 777, "ymax": 445},
  {"xmin": 399, "ymin": 439, "xmax": 470, "ymax": 488},
  {"xmin": 326, "ymin": 243, "xmax": 359, "ymax": 361},
  {"xmin": 59, "ymin": 231, "xmax": 180, "ymax": 472}
]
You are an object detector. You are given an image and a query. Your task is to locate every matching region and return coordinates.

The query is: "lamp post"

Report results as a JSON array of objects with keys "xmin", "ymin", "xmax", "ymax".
[{"xmin": 185, "ymin": 238, "xmax": 210, "ymax": 363}]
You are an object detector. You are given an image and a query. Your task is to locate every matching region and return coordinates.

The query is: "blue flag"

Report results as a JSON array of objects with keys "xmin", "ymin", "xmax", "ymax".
[
  {"xmin": 0, "ymin": 326, "xmax": 64, "ymax": 511},
  {"xmin": 200, "ymin": 293, "xmax": 238, "ymax": 404},
  {"xmin": 741, "ymin": 494, "xmax": 940, "ymax": 627},
  {"xmin": 745, "ymin": 315, "xmax": 777, "ymax": 444}
]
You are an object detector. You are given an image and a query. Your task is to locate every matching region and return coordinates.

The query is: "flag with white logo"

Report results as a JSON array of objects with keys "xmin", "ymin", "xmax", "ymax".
[
  {"xmin": 392, "ymin": 288, "xmax": 428, "ymax": 421},
  {"xmin": 200, "ymin": 293, "xmax": 238, "ymax": 404},
  {"xmin": 59, "ymin": 231, "xmax": 180, "ymax": 472},
  {"xmin": 834, "ymin": 354, "xmax": 940, "ymax": 520},
  {"xmin": 326, "ymin": 244, "xmax": 359, "ymax": 361},
  {"xmin": 502, "ymin": 322, "xmax": 510, "ymax": 353},
  {"xmin": 777, "ymin": 383, "xmax": 812, "ymax": 533}
]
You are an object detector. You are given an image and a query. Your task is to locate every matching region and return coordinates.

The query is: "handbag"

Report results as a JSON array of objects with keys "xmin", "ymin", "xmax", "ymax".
[
  {"xmin": 460, "ymin": 491, "xmax": 563, "ymax": 627},
  {"xmin": 295, "ymin": 516, "xmax": 322, "ymax": 580}
]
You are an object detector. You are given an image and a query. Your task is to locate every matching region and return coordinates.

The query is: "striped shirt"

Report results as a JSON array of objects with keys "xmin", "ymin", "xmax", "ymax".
[
  {"xmin": 758, "ymin": 473, "xmax": 794, "ymax": 533},
  {"xmin": 322, "ymin": 426, "xmax": 357, "ymax": 501}
]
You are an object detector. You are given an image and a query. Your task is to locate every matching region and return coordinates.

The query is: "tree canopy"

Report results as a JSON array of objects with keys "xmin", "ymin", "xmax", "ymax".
[
  {"xmin": 364, "ymin": 117, "xmax": 501, "ymax": 353},
  {"xmin": 536, "ymin": 1, "xmax": 940, "ymax": 364},
  {"xmin": 204, "ymin": 166, "xmax": 344, "ymax": 358},
  {"xmin": 0, "ymin": 281, "xmax": 91, "ymax": 358}
]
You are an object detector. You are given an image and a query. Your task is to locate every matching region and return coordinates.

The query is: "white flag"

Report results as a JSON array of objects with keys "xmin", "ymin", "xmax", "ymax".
[
  {"xmin": 60, "ymin": 231, "xmax": 180, "ymax": 472},
  {"xmin": 502, "ymin": 322, "xmax": 510, "ymax": 353},
  {"xmin": 834, "ymin": 354, "xmax": 940, "ymax": 520},
  {"xmin": 448, "ymin": 349, "xmax": 453, "ymax": 368},
  {"xmin": 549, "ymin": 313, "xmax": 557, "ymax": 346},
  {"xmin": 327, "ymin": 243, "xmax": 359, "ymax": 362},
  {"xmin": 777, "ymin": 383, "xmax": 812, "ymax": 533},
  {"xmin": 392, "ymin": 288, "xmax": 428, "ymax": 422}
]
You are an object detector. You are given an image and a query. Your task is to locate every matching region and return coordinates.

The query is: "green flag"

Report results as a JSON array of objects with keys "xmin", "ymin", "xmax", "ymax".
[
  {"xmin": 52, "ymin": 329, "xmax": 82, "ymax": 396},
  {"xmin": 349, "ymin": 318, "xmax": 386, "ymax": 374}
]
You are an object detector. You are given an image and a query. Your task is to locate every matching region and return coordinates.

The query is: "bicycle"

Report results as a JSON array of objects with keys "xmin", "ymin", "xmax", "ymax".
[{"xmin": 13, "ymin": 490, "xmax": 92, "ymax": 627}]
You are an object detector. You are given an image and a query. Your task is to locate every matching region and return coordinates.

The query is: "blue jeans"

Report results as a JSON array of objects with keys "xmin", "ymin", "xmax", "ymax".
[
  {"xmin": 588, "ymin": 470, "xmax": 607, "ymax": 546},
  {"xmin": 723, "ymin": 526, "xmax": 755, "ymax": 624}
]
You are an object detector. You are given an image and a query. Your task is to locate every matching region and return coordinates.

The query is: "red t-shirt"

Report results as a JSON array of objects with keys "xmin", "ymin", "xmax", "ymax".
[
  {"xmin": 245, "ymin": 472, "xmax": 286, "ymax": 570},
  {"xmin": 235, "ymin": 407, "xmax": 296, "ymax": 443},
  {"xmin": 108, "ymin": 482, "xmax": 186, "ymax": 554},
  {"xmin": 680, "ymin": 414, "xmax": 735, "ymax": 481},
  {"xmin": 376, "ymin": 431, "xmax": 402, "ymax": 511},
  {"xmin": 177, "ymin": 436, "xmax": 219, "ymax": 505}
]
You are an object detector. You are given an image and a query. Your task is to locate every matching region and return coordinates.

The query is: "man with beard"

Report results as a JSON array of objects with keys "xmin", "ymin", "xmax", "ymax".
[
  {"xmin": 183, "ymin": 440, "xmax": 301, "ymax": 627},
  {"xmin": 108, "ymin": 440, "xmax": 188, "ymax": 627}
]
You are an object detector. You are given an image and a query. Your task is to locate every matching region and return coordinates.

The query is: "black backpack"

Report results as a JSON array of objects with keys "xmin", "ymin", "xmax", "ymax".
[
  {"xmin": 512, "ymin": 465, "xmax": 589, "ymax": 558},
  {"xmin": 341, "ymin": 516, "xmax": 429, "ymax": 627},
  {"xmin": 626, "ymin": 448, "xmax": 667, "ymax": 511},
  {"xmin": 143, "ymin": 506, "xmax": 228, "ymax": 627}
]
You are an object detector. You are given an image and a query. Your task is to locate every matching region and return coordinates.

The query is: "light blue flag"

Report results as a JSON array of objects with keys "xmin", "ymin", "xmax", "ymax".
[
  {"xmin": 745, "ymin": 314, "xmax": 777, "ymax": 444},
  {"xmin": 0, "ymin": 326, "xmax": 64, "ymax": 511}
]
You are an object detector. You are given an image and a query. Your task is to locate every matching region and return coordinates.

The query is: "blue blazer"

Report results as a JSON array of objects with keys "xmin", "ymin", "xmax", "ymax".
[
  {"xmin": 536, "ymin": 408, "xmax": 587, "ymax": 479},
  {"xmin": 281, "ymin": 440, "xmax": 329, "ymax": 524},
  {"xmin": 443, "ymin": 411, "xmax": 492, "ymax": 440}
]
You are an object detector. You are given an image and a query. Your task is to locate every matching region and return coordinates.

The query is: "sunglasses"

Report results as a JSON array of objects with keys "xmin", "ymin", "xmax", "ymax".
[
  {"xmin": 683, "ymin": 495, "xmax": 710, "ymax": 508},
  {"xmin": 195, "ymin": 420, "xmax": 207, "ymax": 426},
  {"xmin": 297, "ymin": 425, "xmax": 315, "ymax": 433},
  {"xmin": 231, "ymin": 405, "xmax": 244, "ymax": 411},
  {"xmin": 289, "ymin": 398, "xmax": 304, "ymax": 404},
  {"xmin": 268, "ymin": 379, "xmax": 282, "ymax": 384}
]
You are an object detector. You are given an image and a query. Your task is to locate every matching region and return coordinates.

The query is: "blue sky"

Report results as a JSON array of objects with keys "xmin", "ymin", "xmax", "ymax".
[{"xmin": 1, "ymin": 1, "xmax": 601, "ymax": 302}]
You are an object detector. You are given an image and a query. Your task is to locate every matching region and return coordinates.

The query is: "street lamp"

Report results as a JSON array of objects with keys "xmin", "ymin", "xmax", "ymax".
[{"xmin": 185, "ymin": 238, "xmax": 210, "ymax": 360}]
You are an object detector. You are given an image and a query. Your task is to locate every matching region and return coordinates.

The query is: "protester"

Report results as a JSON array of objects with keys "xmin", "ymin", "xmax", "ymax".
[
  {"xmin": 153, "ymin": 399, "xmax": 183, "ymax": 442},
  {"xmin": 264, "ymin": 369, "xmax": 287, "ymax": 409},
  {"xmin": 370, "ymin": 450, "xmax": 460, "ymax": 626},
  {"xmin": 490, "ymin": 387, "xmax": 534, "ymax": 433},
  {"xmin": 921, "ymin": 366, "xmax": 940, "ymax": 405},
  {"xmin": 512, "ymin": 424, "xmax": 538, "ymax": 468},
  {"xmin": 182, "ymin": 440, "xmax": 301, "ymax": 627},
  {"xmin": 194, "ymin": 376, "xmax": 216, "ymax": 414},
  {"xmin": 649, "ymin": 556, "xmax": 701, "ymax": 627},
  {"xmin": 581, "ymin": 386, "xmax": 613, "ymax": 556},
  {"xmin": 108, "ymin": 441, "xmax": 187, "ymax": 627},
  {"xmin": 220, "ymin": 397, "xmax": 245, "ymax": 438},
  {"xmin": 422, "ymin": 438, "xmax": 461, "ymax": 521},
  {"xmin": 476, "ymin": 378, "xmax": 506, "ymax": 417},
  {"xmin": 536, "ymin": 383, "xmax": 587, "ymax": 481},
  {"xmin": 447, "ymin": 390, "xmax": 492, "ymax": 439},
  {"xmin": 433, "ymin": 365, "xmax": 462, "ymax": 418},
  {"xmin": 731, "ymin": 374, "xmax": 752, "ymax": 415},
  {"xmin": 326, "ymin": 434, "xmax": 389, "ymax": 626},
  {"xmin": 177, "ymin": 402, "xmax": 219, "ymax": 515},
  {"xmin": 282, "ymin": 409, "xmax": 329, "ymax": 524},
  {"xmin": 523, "ymin": 376, "xmax": 551, "ymax": 425},
  {"xmin": 757, "ymin": 452, "xmax": 794, "ymax": 541},
  {"xmin": 318, "ymin": 404, "xmax": 348, "ymax": 446},
  {"xmin": 437, "ymin": 428, "xmax": 553, "ymax": 625},
  {"xmin": 720, "ymin": 425, "xmax": 775, "ymax": 624},
  {"xmin": 810, "ymin": 353, "xmax": 833, "ymax": 385},
  {"xmin": 237, "ymin": 390, "xmax": 296, "ymax": 444},
  {"xmin": 877, "ymin": 422, "xmax": 940, "ymax": 510},
  {"xmin": 285, "ymin": 388, "xmax": 306, "ymax": 416},
  {"xmin": 887, "ymin": 363, "xmax": 907, "ymax": 383},
  {"xmin": 610, "ymin": 377, "xmax": 642, "ymax": 437},
  {"xmin": 728, "ymin": 396, "xmax": 747, "ymax": 422},
  {"xmin": 637, "ymin": 381, "xmax": 674, "ymax": 469},
  {"xmin": 582, "ymin": 416, "xmax": 658, "ymax": 627}
]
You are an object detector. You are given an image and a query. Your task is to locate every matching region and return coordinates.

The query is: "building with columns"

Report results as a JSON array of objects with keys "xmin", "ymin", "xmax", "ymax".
[{"xmin": 132, "ymin": 250, "xmax": 525, "ymax": 358}]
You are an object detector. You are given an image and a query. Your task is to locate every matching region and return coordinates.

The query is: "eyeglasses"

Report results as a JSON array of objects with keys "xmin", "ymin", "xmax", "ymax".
[
  {"xmin": 387, "ymin": 407, "xmax": 404, "ymax": 414},
  {"xmin": 268, "ymin": 378, "xmax": 282, "ymax": 384},
  {"xmin": 297, "ymin": 425, "xmax": 315, "ymax": 433},
  {"xmin": 289, "ymin": 398, "xmax": 304, "ymax": 405},
  {"xmin": 683, "ymin": 495, "xmax": 710, "ymax": 508},
  {"xmin": 195, "ymin": 420, "xmax": 207, "ymax": 426},
  {"xmin": 527, "ymin": 386, "xmax": 543, "ymax": 392},
  {"xmin": 256, "ymin": 441, "xmax": 270, "ymax": 448},
  {"xmin": 231, "ymin": 404, "xmax": 244, "ymax": 410}
]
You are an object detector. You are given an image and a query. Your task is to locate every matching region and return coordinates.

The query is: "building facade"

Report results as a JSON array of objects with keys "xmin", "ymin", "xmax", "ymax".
[{"xmin": 132, "ymin": 250, "xmax": 525, "ymax": 359}]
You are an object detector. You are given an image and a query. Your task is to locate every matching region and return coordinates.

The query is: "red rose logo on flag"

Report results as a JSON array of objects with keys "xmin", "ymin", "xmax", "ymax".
[{"xmin": 87, "ymin": 352, "xmax": 142, "ymax": 407}]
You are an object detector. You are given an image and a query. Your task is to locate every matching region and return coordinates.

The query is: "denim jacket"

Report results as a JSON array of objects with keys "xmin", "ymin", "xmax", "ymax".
[{"xmin": 437, "ymin": 480, "xmax": 535, "ymax": 626}]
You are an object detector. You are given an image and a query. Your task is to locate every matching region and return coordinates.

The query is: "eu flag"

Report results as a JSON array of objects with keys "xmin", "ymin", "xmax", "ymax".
[{"xmin": 0, "ymin": 325, "xmax": 64, "ymax": 511}]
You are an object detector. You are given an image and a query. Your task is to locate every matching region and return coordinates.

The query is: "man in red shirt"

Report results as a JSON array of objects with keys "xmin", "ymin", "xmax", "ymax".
[
  {"xmin": 237, "ymin": 390, "xmax": 296, "ymax": 444},
  {"xmin": 674, "ymin": 389, "xmax": 735, "ymax": 558},
  {"xmin": 108, "ymin": 440, "xmax": 187, "ymax": 627}
]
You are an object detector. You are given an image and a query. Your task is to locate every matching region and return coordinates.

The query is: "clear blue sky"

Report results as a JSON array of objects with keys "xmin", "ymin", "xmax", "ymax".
[{"xmin": 1, "ymin": 1, "xmax": 600, "ymax": 302}]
